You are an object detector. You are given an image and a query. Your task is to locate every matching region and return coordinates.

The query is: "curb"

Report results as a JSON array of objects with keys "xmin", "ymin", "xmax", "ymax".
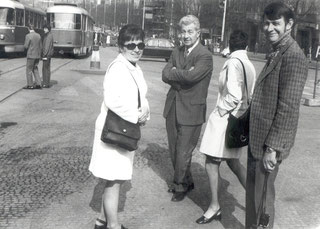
[{"xmin": 71, "ymin": 69, "xmax": 106, "ymax": 75}]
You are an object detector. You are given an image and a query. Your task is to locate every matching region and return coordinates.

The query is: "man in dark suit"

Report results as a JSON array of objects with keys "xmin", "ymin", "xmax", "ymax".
[
  {"xmin": 162, "ymin": 15, "xmax": 213, "ymax": 202},
  {"xmin": 246, "ymin": 2, "xmax": 308, "ymax": 228},
  {"xmin": 42, "ymin": 24, "xmax": 54, "ymax": 88},
  {"xmin": 23, "ymin": 24, "xmax": 42, "ymax": 89}
]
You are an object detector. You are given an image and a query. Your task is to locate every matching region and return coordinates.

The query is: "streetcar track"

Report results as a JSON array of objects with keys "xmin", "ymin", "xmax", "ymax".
[
  {"xmin": 0, "ymin": 64, "xmax": 26, "ymax": 76},
  {"xmin": 0, "ymin": 59, "xmax": 75, "ymax": 103}
]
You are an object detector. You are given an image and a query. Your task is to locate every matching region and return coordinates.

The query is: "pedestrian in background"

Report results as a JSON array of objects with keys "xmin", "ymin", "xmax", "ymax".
[
  {"xmin": 162, "ymin": 15, "xmax": 213, "ymax": 202},
  {"xmin": 197, "ymin": 30, "xmax": 256, "ymax": 224},
  {"xmin": 23, "ymin": 24, "xmax": 42, "ymax": 89},
  {"xmin": 89, "ymin": 24, "xmax": 150, "ymax": 229},
  {"xmin": 42, "ymin": 24, "xmax": 54, "ymax": 88},
  {"xmin": 246, "ymin": 2, "xmax": 308, "ymax": 228}
]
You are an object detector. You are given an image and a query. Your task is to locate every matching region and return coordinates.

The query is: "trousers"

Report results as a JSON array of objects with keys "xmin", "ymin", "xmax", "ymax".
[
  {"xmin": 26, "ymin": 58, "xmax": 41, "ymax": 86},
  {"xmin": 166, "ymin": 102, "xmax": 202, "ymax": 192},
  {"xmin": 245, "ymin": 147, "xmax": 280, "ymax": 229},
  {"xmin": 42, "ymin": 58, "xmax": 51, "ymax": 85}
]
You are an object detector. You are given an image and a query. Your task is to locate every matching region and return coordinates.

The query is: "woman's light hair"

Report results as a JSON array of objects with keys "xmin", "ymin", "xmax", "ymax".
[{"xmin": 178, "ymin": 15, "xmax": 200, "ymax": 31}]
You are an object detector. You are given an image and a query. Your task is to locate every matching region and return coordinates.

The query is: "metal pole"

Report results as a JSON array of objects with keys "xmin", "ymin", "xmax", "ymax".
[
  {"xmin": 96, "ymin": 2, "xmax": 98, "ymax": 25},
  {"xmin": 221, "ymin": 0, "xmax": 227, "ymax": 45},
  {"xmin": 104, "ymin": 1, "xmax": 106, "ymax": 26},
  {"xmin": 313, "ymin": 59, "xmax": 319, "ymax": 99},
  {"xmin": 127, "ymin": 0, "xmax": 130, "ymax": 24},
  {"xmin": 142, "ymin": 0, "xmax": 146, "ymax": 30},
  {"xmin": 113, "ymin": 0, "xmax": 117, "ymax": 28}
]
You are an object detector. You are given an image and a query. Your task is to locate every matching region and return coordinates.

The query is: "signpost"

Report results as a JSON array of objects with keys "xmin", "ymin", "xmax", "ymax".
[{"xmin": 304, "ymin": 45, "xmax": 320, "ymax": 106}]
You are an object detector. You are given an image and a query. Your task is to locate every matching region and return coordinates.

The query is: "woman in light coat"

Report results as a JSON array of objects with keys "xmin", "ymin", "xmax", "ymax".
[
  {"xmin": 89, "ymin": 24, "xmax": 149, "ymax": 229},
  {"xmin": 196, "ymin": 30, "xmax": 256, "ymax": 224}
]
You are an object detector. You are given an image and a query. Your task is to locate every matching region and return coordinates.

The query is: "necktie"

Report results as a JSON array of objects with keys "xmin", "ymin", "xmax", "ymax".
[{"xmin": 184, "ymin": 49, "xmax": 189, "ymax": 58}]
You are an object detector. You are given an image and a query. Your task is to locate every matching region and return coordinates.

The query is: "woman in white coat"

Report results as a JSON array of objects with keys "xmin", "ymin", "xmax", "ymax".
[
  {"xmin": 89, "ymin": 24, "xmax": 150, "ymax": 229},
  {"xmin": 196, "ymin": 30, "xmax": 256, "ymax": 224}
]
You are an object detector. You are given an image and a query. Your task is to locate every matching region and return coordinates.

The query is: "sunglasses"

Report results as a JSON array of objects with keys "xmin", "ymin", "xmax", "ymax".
[{"xmin": 123, "ymin": 42, "xmax": 145, "ymax": 50}]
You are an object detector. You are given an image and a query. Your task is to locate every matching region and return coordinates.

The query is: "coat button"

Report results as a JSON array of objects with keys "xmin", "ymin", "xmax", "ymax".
[{"xmin": 123, "ymin": 129, "xmax": 127, "ymax": 133}]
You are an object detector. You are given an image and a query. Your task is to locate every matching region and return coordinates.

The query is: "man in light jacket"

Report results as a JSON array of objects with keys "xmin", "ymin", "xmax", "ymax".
[
  {"xmin": 23, "ymin": 24, "xmax": 42, "ymax": 89},
  {"xmin": 42, "ymin": 24, "xmax": 54, "ymax": 88}
]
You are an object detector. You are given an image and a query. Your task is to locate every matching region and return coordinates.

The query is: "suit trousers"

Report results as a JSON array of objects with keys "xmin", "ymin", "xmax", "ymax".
[
  {"xmin": 166, "ymin": 102, "xmax": 202, "ymax": 192},
  {"xmin": 42, "ymin": 58, "xmax": 51, "ymax": 86},
  {"xmin": 26, "ymin": 58, "xmax": 41, "ymax": 86},
  {"xmin": 245, "ymin": 147, "xmax": 280, "ymax": 229}
]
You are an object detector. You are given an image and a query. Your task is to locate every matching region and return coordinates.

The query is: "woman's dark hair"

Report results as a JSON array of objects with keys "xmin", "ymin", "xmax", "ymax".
[
  {"xmin": 263, "ymin": 2, "xmax": 295, "ymax": 23},
  {"xmin": 229, "ymin": 30, "xmax": 248, "ymax": 53},
  {"xmin": 118, "ymin": 24, "xmax": 145, "ymax": 48}
]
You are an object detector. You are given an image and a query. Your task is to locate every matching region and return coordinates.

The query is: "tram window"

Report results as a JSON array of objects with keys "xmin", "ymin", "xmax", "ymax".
[
  {"xmin": 29, "ymin": 12, "xmax": 34, "ymax": 26},
  {"xmin": 16, "ymin": 9, "xmax": 24, "ymax": 26},
  {"xmin": 75, "ymin": 14, "xmax": 81, "ymax": 30},
  {"xmin": 0, "ymin": 8, "xmax": 14, "ymax": 25},
  {"xmin": 25, "ymin": 11, "xmax": 30, "ymax": 26},
  {"xmin": 49, "ymin": 13, "xmax": 82, "ymax": 30}
]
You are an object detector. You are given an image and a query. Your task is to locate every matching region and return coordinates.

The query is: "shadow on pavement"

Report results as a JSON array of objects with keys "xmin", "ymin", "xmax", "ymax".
[
  {"xmin": 188, "ymin": 162, "xmax": 245, "ymax": 229},
  {"xmin": 89, "ymin": 179, "xmax": 132, "ymax": 213},
  {"xmin": 140, "ymin": 143, "xmax": 245, "ymax": 228}
]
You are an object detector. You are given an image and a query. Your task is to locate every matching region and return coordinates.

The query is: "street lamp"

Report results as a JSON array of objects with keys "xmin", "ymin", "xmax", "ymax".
[{"xmin": 142, "ymin": 0, "xmax": 146, "ymax": 30}]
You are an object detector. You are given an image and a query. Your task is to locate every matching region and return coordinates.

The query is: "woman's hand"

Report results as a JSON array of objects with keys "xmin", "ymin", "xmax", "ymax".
[{"xmin": 138, "ymin": 106, "xmax": 149, "ymax": 126}]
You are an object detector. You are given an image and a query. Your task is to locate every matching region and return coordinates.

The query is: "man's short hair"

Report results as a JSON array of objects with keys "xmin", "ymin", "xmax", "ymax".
[
  {"xmin": 43, "ymin": 24, "xmax": 51, "ymax": 32},
  {"xmin": 263, "ymin": 2, "xmax": 295, "ymax": 23},
  {"xmin": 229, "ymin": 30, "xmax": 248, "ymax": 52},
  {"xmin": 28, "ymin": 24, "xmax": 34, "ymax": 30},
  {"xmin": 178, "ymin": 15, "xmax": 200, "ymax": 31}
]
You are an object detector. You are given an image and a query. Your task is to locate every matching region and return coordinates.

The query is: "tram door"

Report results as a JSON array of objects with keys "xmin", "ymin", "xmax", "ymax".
[{"xmin": 81, "ymin": 14, "xmax": 86, "ymax": 54}]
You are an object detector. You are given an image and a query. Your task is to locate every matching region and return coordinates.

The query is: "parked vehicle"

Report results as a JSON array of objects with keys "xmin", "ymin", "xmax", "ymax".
[
  {"xmin": 46, "ymin": 3, "xmax": 94, "ymax": 57},
  {"xmin": 0, "ymin": 0, "xmax": 45, "ymax": 55},
  {"xmin": 142, "ymin": 38, "xmax": 174, "ymax": 62},
  {"xmin": 221, "ymin": 46, "xmax": 230, "ymax": 58}
]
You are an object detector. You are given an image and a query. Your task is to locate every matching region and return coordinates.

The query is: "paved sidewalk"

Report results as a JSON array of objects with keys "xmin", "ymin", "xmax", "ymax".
[{"xmin": 1, "ymin": 47, "xmax": 320, "ymax": 229}]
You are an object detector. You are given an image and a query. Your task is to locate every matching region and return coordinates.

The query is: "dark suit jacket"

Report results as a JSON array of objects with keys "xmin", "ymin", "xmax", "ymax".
[
  {"xmin": 24, "ymin": 31, "xmax": 42, "ymax": 59},
  {"xmin": 162, "ymin": 42, "xmax": 213, "ymax": 125},
  {"xmin": 249, "ymin": 36, "xmax": 308, "ymax": 160},
  {"xmin": 42, "ymin": 32, "xmax": 54, "ymax": 58}
]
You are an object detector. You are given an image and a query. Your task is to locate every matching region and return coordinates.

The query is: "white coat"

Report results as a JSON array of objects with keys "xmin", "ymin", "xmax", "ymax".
[
  {"xmin": 200, "ymin": 50, "xmax": 256, "ymax": 159},
  {"xmin": 89, "ymin": 54, "xmax": 149, "ymax": 180}
]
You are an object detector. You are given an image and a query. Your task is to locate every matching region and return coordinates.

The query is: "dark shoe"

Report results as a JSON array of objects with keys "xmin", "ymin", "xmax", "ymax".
[
  {"xmin": 106, "ymin": 225, "xmax": 127, "ymax": 229},
  {"xmin": 168, "ymin": 183, "xmax": 194, "ymax": 194},
  {"xmin": 196, "ymin": 208, "xmax": 222, "ymax": 224},
  {"xmin": 171, "ymin": 191, "xmax": 187, "ymax": 202},
  {"xmin": 94, "ymin": 218, "xmax": 106, "ymax": 229},
  {"xmin": 23, "ymin": 85, "xmax": 34, "ymax": 89},
  {"xmin": 33, "ymin": 85, "xmax": 42, "ymax": 89},
  {"xmin": 42, "ymin": 84, "xmax": 50, "ymax": 88}
]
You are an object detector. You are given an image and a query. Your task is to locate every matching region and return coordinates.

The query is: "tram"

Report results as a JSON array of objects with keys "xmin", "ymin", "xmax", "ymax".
[
  {"xmin": 0, "ymin": 0, "xmax": 45, "ymax": 55},
  {"xmin": 46, "ymin": 3, "xmax": 94, "ymax": 57}
]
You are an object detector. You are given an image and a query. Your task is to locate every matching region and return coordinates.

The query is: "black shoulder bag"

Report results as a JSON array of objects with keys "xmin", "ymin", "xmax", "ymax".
[
  {"xmin": 100, "ymin": 72, "xmax": 141, "ymax": 151},
  {"xmin": 225, "ymin": 58, "xmax": 250, "ymax": 148}
]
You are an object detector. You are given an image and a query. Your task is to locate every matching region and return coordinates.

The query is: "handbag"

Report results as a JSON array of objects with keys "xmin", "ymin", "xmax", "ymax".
[
  {"xmin": 100, "ymin": 69, "xmax": 141, "ymax": 151},
  {"xmin": 225, "ymin": 58, "xmax": 250, "ymax": 148},
  {"xmin": 253, "ymin": 173, "xmax": 270, "ymax": 229}
]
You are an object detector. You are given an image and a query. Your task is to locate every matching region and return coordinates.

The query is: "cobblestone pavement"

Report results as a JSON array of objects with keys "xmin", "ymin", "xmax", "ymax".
[{"xmin": 0, "ymin": 47, "xmax": 320, "ymax": 229}]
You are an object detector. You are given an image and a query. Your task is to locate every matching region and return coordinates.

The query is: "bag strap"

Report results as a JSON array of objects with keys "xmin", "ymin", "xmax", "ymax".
[
  {"xmin": 107, "ymin": 60, "xmax": 141, "ymax": 108},
  {"xmin": 128, "ymin": 72, "xmax": 141, "ymax": 109},
  {"xmin": 256, "ymin": 172, "xmax": 269, "ymax": 226},
  {"xmin": 231, "ymin": 57, "xmax": 249, "ymax": 106}
]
